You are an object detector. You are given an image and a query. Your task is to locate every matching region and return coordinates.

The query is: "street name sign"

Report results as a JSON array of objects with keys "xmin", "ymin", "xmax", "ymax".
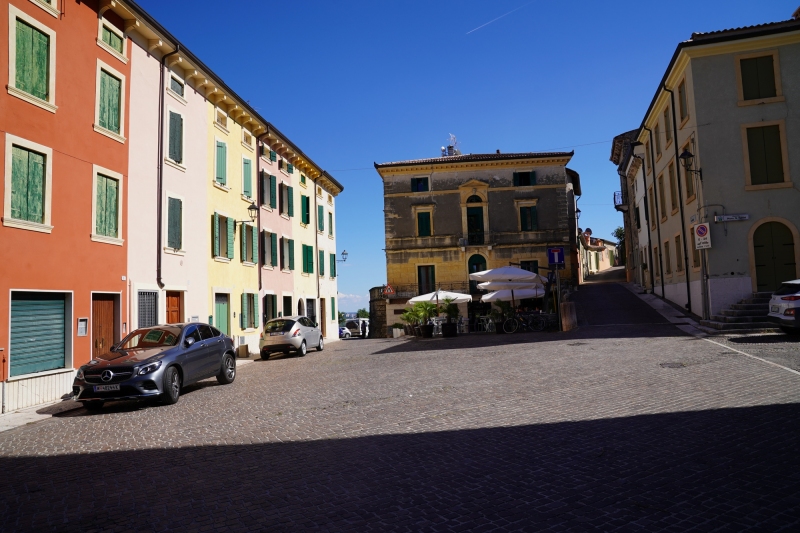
[
  {"xmin": 695, "ymin": 223, "xmax": 711, "ymax": 249},
  {"xmin": 714, "ymin": 214, "xmax": 749, "ymax": 223}
]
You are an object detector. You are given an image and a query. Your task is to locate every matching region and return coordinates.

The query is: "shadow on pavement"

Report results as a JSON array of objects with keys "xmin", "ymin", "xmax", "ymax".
[
  {"xmin": 727, "ymin": 334, "xmax": 800, "ymax": 345},
  {"xmin": 2, "ymin": 403, "xmax": 799, "ymax": 531}
]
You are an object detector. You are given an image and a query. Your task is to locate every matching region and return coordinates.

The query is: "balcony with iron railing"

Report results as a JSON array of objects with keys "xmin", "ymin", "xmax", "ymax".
[
  {"xmin": 382, "ymin": 281, "xmax": 486, "ymax": 300},
  {"xmin": 613, "ymin": 190, "xmax": 628, "ymax": 212},
  {"xmin": 385, "ymin": 230, "xmax": 573, "ymax": 251}
]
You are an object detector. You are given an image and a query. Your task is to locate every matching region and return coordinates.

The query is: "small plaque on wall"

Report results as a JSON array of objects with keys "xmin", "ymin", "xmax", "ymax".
[{"xmin": 77, "ymin": 318, "xmax": 89, "ymax": 337}]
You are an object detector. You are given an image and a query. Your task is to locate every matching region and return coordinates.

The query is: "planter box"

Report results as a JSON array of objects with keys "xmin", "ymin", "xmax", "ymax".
[
  {"xmin": 392, "ymin": 328, "xmax": 404, "ymax": 338},
  {"xmin": 441, "ymin": 323, "xmax": 458, "ymax": 338}
]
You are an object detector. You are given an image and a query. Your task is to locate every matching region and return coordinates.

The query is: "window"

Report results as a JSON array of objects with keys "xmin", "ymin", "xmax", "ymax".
[
  {"xmin": 744, "ymin": 123, "xmax": 787, "ymax": 187},
  {"xmin": 645, "ymin": 141, "xmax": 652, "ymax": 174},
  {"xmin": 690, "ymin": 226, "xmax": 700, "ymax": 268},
  {"xmin": 418, "ymin": 265, "xmax": 435, "ymax": 294},
  {"xmin": 648, "ymin": 187, "xmax": 656, "ymax": 229},
  {"xmin": 283, "ymin": 296, "xmax": 292, "ymax": 317},
  {"xmin": 520, "ymin": 260, "xmax": 539, "ymax": 274},
  {"xmin": 634, "ymin": 205, "xmax": 641, "ymax": 230},
  {"xmin": 678, "ymin": 80, "xmax": 688, "ymax": 122},
  {"xmin": 664, "ymin": 240, "xmax": 672, "ymax": 274},
  {"xmin": 317, "ymin": 205, "xmax": 324, "ymax": 232},
  {"xmin": 281, "ymin": 238, "xmax": 295, "ymax": 270},
  {"xmin": 278, "ymin": 159, "xmax": 285, "ymax": 172},
  {"xmin": 740, "ymin": 54, "xmax": 777, "ymax": 101},
  {"xmin": 29, "ymin": 0, "xmax": 60, "ymax": 17},
  {"xmin": 287, "ymin": 163, "xmax": 294, "ymax": 174},
  {"xmin": 241, "ymin": 293, "xmax": 258, "ymax": 330},
  {"xmin": 300, "ymin": 174, "xmax": 307, "ymax": 185},
  {"xmin": 282, "ymin": 184, "xmax": 294, "ymax": 217},
  {"xmin": 215, "ymin": 108, "xmax": 228, "ymax": 130},
  {"xmin": 668, "ymin": 162, "xmax": 678, "ymax": 213},
  {"xmin": 92, "ymin": 166, "xmax": 123, "ymax": 245},
  {"xmin": 657, "ymin": 174, "xmax": 667, "ymax": 221},
  {"xmin": 262, "ymin": 231, "xmax": 278, "ymax": 267},
  {"xmin": 319, "ymin": 250, "xmax": 325, "ymax": 276},
  {"xmin": 417, "ymin": 211, "xmax": 432, "ymax": 237},
  {"xmin": 138, "ymin": 291, "xmax": 158, "ymax": 328},
  {"xmin": 166, "ymin": 197, "xmax": 182, "ymax": 250},
  {"xmin": 269, "ymin": 150, "xmax": 277, "ymax": 162},
  {"xmin": 513, "ymin": 171, "xmax": 536, "ymax": 186},
  {"xmin": 264, "ymin": 294, "xmax": 278, "ymax": 324},
  {"xmin": 328, "ymin": 212, "xmax": 333, "ymax": 236},
  {"xmin": 655, "ymin": 123, "xmax": 662, "ymax": 157},
  {"xmin": 167, "ymin": 111, "xmax": 183, "ymax": 165},
  {"xmin": 317, "ymin": 186, "xmax": 322, "ymax": 197},
  {"xmin": 663, "ymin": 107, "xmax": 672, "ymax": 144},
  {"xmin": 242, "ymin": 130, "xmax": 253, "ymax": 148},
  {"xmin": 4, "ymin": 135, "xmax": 53, "ymax": 232},
  {"xmin": 213, "ymin": 213, "xmax": 234, "ymax": 260},
  {"xmin": 9, "ymin": 6, "xmax": 57, "ymax": 112},
  {"xmin": 169, "ymin": 76, "xmax": 184, "ymax": 97},
  {"xmin": 94, "ymin": 61, "xmax": 126, "ymax": 141},
  {"xmin": 675, "ymin": 235, "xmax": 683, "ymax": 272},
  {"xmin": 301, "ymin": 195, "xmax": 310, "ymax": 224},
  {"xmin": 215, "ymin": 141, "xmax": 227, "ymax": 185},
  {"xmin": 331, "ymin": 297, "xmax": 336, "ymax": 320},
  {"xmin": 410, "ymin": 177, "xmax": 429, "ymax": 192},
  {"xmin": 242, "ymin": 158, "xmax": 253, "ymax": 198},
  {"xmin": 683, "ymin": 143, "xmax": 695, "ymax": 200},
  {"xmin": 302, "ymin": 244, "xmax": 314, "ymax": 274},
  {"xmin": 519, "ymin": 206, "xmax": 538, "ymax": 231},
  {"xmin": 241, "ymin": 223, "xmax": 257, "ymax": 264},
  {"xmin": 260, "ymin": 172, "xmax": 277, "ymax": 209},
  {"xmin": 330, "ymin": 253, "xmax": 337, "ymax": 278},
  {"xmin": 653, "ymin": 246, "xmax": 660, "ymax": 278}
]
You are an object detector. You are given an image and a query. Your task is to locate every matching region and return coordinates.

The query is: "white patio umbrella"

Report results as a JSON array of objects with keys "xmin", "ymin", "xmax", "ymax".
[
  {"xmin": 481, "ymin": 287, "xmax": 545, "ymax": 303},
  {"xmin": 408, "ymin": 289, "xmax": 472, "ymax": 305},
  {"xmin": 469, "ymin": 266, "xmax": 547, "ymax": 283},
  {"xmin": 476, "ymin": 280, "xmax": 544, "ymax": 291}
]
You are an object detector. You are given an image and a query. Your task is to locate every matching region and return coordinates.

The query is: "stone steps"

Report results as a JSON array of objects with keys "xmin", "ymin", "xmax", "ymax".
[
  {"xmin": 699, "ymin": 319, "xmax": 779, "ymax": 330},
  {"xmin": 719, "ymin": 308, "xmax": 769, "ymax": 317},
  {"xmin": 730, "ymin": 303, "xmax": 769, "ymax": 311},
  {"xmin": 700, "ymin": 291, "xmax": 776, "ymax": 333}
]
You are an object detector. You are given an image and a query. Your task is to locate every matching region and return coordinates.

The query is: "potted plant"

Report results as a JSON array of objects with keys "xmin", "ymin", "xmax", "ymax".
[
  {"xmin": 392, "ymin": 323, "xmax": 405, "ymax": 338},
  {"xmin": 441, "ymin": 298, "xmax": 460, "ymax": 338},
  {"xmin": 414, "ymin": 302, "xmax": 438, "ymax": 338},
  {"xmin": 491, "ymin": 301, "xmax": 511, "ymax": 334},
  {"xmin": 400, "ymin": 309, "xmax": 416, "ymax": 336}
]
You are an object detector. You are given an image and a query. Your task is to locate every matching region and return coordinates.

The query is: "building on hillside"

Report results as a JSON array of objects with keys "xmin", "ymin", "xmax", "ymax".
[
  {"xmin": 371, "ymin": 147, "xmax": 581, "ymax": 336},
  {"xmin": 579, "ymin": 231, "xmax": 618, "ymax": 276},
  {"xmin": 0, "ymin": 0, "xmax": 131, "ymax": 411},
  {"xmin": 613, "ymin": 10, "xmax": 800, "ymax": 322}
]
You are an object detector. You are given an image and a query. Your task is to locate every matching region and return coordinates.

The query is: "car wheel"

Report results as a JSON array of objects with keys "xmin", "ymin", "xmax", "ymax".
[
  {"xmin": 317, "ymin": 336, "xmax": 324, "ymax": 352},
  {"xmin": 217, "ymin": 353, "xmax": 236, "ymax": 385},
  {"xmin": 84, "ymin": 400, "xmax": 104, "ymax": 411},
  {"xmin": 161, "ymin": 366, "xmax": 181, "ymax": 405},
  {"xmin": 260, "ymin": 350, "xmax": 271, "ymax": 360},
  {"xmin": 345, "ymin": 332, "xmax": 350, "ymax": 338},
  {"xmin": 297, "ymin": 341, "xmax": 307, "ymax": 357}
]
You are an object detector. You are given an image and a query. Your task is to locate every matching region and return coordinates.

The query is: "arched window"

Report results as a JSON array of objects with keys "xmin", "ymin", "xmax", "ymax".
[
  {"xmin": 753, "ymin": 221, "xmax": 796, "ymax": 292},
  {"xmin": 297, "ymin": 299, "xmax": 305, "ymax": 317},
  {"xmin": 467, "ymin": 195, "xmax": 482, "ymax": 203},
  {"xmin": 468, "ymin": 254, "xmax": 487, "ymax": 293}
]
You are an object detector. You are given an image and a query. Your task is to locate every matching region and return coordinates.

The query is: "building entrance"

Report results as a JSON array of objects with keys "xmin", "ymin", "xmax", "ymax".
[{"xmin": 753, "ymin": 221, "xmax": 796, "ymax": 292}]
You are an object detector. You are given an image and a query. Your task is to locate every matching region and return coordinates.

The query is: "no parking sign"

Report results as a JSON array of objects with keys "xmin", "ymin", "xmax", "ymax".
[{"xmin": 695, "ymin": 224, "xmax": 711, "ymax": 249}]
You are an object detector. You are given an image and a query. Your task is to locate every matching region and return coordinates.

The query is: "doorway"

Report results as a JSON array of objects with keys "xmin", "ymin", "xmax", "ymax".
[
  {"xmin": 320, "ymin": 298, "xmax": 327, "ymax": 336},
  {"xmin": 297, "ymin": 299, "xmax": 305, "ymax": 317},
  {"xmin": 753, "ymin": 221, "xmax": 796, "ymax": 292},
  {"xmin": 214, "ymin": 294, "xmax": 229, "ymax": 335},
  {"xmin": 166, "ymin": 291, "xmax": 182, "ymax": 324},
  {"xmin": 468, "ymin": 254, "xmax": 486, "ymax": 293},
  {"xmin": 92, "ymin": 294, "xmax": 117, "ymax": 359}
]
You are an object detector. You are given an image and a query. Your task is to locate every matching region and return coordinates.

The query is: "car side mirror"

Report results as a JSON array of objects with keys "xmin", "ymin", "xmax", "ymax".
[{"xmin": 185, "ymin": 337, "xmax": 195, "ymax": 347}]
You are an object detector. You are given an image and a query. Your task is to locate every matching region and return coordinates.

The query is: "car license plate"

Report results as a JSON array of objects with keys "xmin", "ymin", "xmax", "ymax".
[
  {"xmin": 771, "ymin": 305, "xmax": 779, "ymax": 313},
  {"xmin": 93, "ymin": 384, "xmax": 120, "ymax": 392},
  {"xmin": 270, "ymin": 332, "xmax": 283, "ymax": 336}
]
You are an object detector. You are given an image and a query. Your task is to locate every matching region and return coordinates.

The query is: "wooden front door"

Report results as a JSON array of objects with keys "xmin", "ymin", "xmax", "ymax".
[
  {"xmin": 214, "ymin": 294, "xmax": 229, "ymax": 335},
  {"xmin": 166, "ymin": 291, "xmax": 182, "ymax": 324},
  {"xmin": 754, "ymin": 222, "xmax": 797, "ymax": 292},
  {"xmin": 92, "ymin": 294, "xmax": 116, "ymax": 358},
  {"xmin": 320, "ymin": 298, "xmax": 327, "ymax": 337}
]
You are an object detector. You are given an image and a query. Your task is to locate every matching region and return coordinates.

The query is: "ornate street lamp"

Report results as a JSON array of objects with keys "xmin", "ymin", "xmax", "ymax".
[{"xmin": 679, "ymin": 149, "xmax": 703, "ymax": 181}]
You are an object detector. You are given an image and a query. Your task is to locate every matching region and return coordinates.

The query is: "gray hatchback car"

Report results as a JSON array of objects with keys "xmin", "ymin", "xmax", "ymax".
[
  {"xmin": 259, "ymin": 316, "xmax": 324, "ymax": 359},
  {"xmin": 72, "ymin": 323, "xmax": 236, "ymax": 410}
]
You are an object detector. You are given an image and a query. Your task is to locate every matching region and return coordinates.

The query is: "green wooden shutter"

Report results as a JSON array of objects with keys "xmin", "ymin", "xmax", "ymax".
[
  {"xmin": 308, "ymin": 245, "xmax": 314, "ymax": 273},
  {"xmin": 271, "ymin": 233, "xmax": 278, "ymax": 267},
  {"xmin": 531, "ymin": 206, "xmax": 538, "ymax": 230},
  {"xmin": 96, "ymin": 175, "xmax": 107, "ymax": 235},
  {"xmin": 227, "ymin": 217, "xmax": 235, "ymax": 259},
  {"xmin": 216, "ymin": 142, "xmax": 227, "ymax": 185},
  {"xmin": 301, "ymin": 196, "xmax": 309, "ymax": 224},
  {"xmin": 213, "ymin": 213, "xmax": 220, "ymax": 257},
  {"xmin": 287, "ymin": 186, "xmax": 294, "ymax": 217},
  {"xmin": 251, "ymin": 224, "xmax": 258, "ymax": 263},
  {"xmin": 168, "ymin": 112, "xmax": 182, "ymax": 163},
  {"xmin": 530, "ymin": 171, "xmax": 537, "ymax": 186},
  {"xmin": 240, "ymin": 293, "xmax": 247, "ymax": 329},
  {"xmin": 168, "ymin": 198, "xmax": 182, "ymax": 249},
  {"xmin": 15, "ymin": 20, "xmax": 49, "ymax": 101},
  {"xmin": 241, "ymin": 224, "xmax": 247, "ymax": 262},
  {"xmin": 513, "ymin": 172, "xmax": 519, "ymax": 186},
  {"xmin": 270, "ymin": 175, "xmax": 277, "ymax": 209},
  {"xmin": 243, "ymin": 159, "xmax": 252, "ymax": 197},
  {"xmin": 301, "ymin": 245, "xmax": 307, "ymax": 273},
  {"xmin": 99, "ymin": 70, "xmax": 121, "ymax": 133},
  {"xmin": 331, "ymin": 297, "xmax": 335, "ymax": 319},
  {"xmin": 11, "ymin": 146, "xmax": 45, "ymax": 224},
  {"xmin": 417, "ymin": 212, "xmax": 431, "ymax": 237},
  {"xmin": 287, "ymin": 163, "xmax": 294, "ymax": 174},
  {"xmin": 102, "ymin": 25, "xmax": 123, "ymax": 53},
  {"xmin": 318, "ymin": 205, "xmax": 324, "ymax": 231},
  {"xmin": 328, "ymin": 213, "xmax": 333, "ymax": 236},
  {"xmin": 520, "ymin": 206, "xmax": 529, "ymax": 231},
  {"xmin": 105, "ymin": 176, "xmax": 118, "ymax": 238},
  {"xmin": 288, "ymin": 239, "xmax": 295, "ymax": 270},
  {"xmin": 270, "ymin": 150, "xmax": 277, "ymax": 162},
  {"xmin": 756, "ymin": 55, "xmax": 776, "ymax": 99},
  {"xmin": 252, "ymin": 294, "xmax": 259, "ymax": 329},
  {"xmin": 258, "ymin": 171, "xmax": 266, "ymax": 206},
  {"xmin": 169, "ymin": 76, "xmax": 184, "ymax": 96},
  {"xmin": 410, "ymin": 178, "xmax": 417, "ymax": 191},
  {"xmin": 330, "ymin": 254, "xmax": 336, "ymax": 278},
  {"xmin": 319, "ymin": 250, "xmax": 325, "ymax": 276}
]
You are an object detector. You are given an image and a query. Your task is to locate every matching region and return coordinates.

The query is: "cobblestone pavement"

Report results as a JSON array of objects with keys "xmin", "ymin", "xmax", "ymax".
[
  {"xmin": 705, "ymin": 332, "xmax": 800, "ymax": 372},
  {"xmin": 1, "ymin": 282, "xmax": 800, "ymax": 531}
]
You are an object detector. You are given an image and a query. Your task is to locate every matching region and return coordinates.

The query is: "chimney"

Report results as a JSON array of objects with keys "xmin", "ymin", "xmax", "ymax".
[{"xmin": 496, "ymin": 149, "xmax": 501, "ymax": 154}]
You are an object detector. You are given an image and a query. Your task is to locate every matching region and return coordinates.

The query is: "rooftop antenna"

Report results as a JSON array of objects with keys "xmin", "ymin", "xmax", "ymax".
[{"xmin": 441, "ymin": 134, "xmax": 462, "ymax": 156}]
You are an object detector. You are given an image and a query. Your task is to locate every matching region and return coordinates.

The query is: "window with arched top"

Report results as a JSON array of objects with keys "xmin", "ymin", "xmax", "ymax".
[
  {"xmin": 467, "ymin": 195, "xmax": 482, "ymax": 203},
  {"xmin": 468, "ymin": 254, "xmax": 487, "ymax": 293}
]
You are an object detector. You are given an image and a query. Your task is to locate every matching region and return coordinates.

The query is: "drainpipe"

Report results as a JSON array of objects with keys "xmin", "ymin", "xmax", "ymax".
[
  {"xmin": 156, "ymin": 45, "xmax": 180, "ymax": 289},
  {"xmin": 313, "ymin": 174, "xmax": 321, "ymax": 328},
  {"xmin": 644, "ymin": 125, "xmax": 666, "ymax": 298},
  {"xmin": 664, "ymin": 85, "xmax": 692, "ymax": 314},
  {"xmin": 632, "ymin": 153, "xmax": 656, "ymax": 292},
  {"xmin": 256, "ymin": 127, "xmax": 270, "ymax": 293}
]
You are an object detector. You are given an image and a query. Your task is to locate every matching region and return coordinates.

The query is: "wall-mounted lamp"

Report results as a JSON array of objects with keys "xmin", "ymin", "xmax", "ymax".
[
  {"xmin": 679, "ymin": 149, "xmax": 703, "ymax": 181},
  {"xmin": 336, "ymin": 250, "xmax": 348, "ymax": 263},
  {"xmin": 234, "ymin": 202, "xmax": 259, "ymax": 226},
  {"xmin": 575, "ymin": 207, "xmax": 581, "ymax": 220}
]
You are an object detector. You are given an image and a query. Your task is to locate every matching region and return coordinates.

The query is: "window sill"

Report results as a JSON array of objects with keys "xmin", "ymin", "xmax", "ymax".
[
  {"xmin": 738, "ymin": 95, "xmax": 785, "ymax": 107},
  {"xmin": 167, "ymin": 87, "xmax": 187, "ymax": 105},
  {"xmin": 671, "ymin": 208, "xmax": 679, "ymax": 216},
  {"xmin": 317, "ymin": 230, "xmax": 324, "ymax": 236},
  {"xmin": 262, "ymin": 265, "xmax": 274, "ymax": 271},
  {"xmin": 260, "ymin": 154, "xmax": 272, "ymax": 164},
  {"xmin": 213, "ymin": 181, "xmax": 230, "ymax": 192},
  {"xmin": 164, "ymin": 247, "xmax": 186, "ymax": 256},
  {"xmin": 8, "ymin": 366, "xmax": 73, "ymax": 382},
  {"xmin": 679, "ymin": 115, "xmax": 690, "ymax": 130},
  {"xmin": 279, "ymin": 169, "xmax": 289, "ymax": 177},
  {"xmin": 164, "ymin": 158, "xmax": 186, "ymax": 172},
  {"xmin": 299, "ymin": 182, "xmax": 308, "ymax": 189},
  {"xmin": 91, "ymin": 234, "xmax": 124, "ymax": 246},
  {"xmin": 28, "ymin": 0, "xmax": 60, "ymax": 18},
  {"xmin": 93, "ymin": 124, "xmax": 126, "ymax": 144},
  {"xmin": 661, "ymin": 217, "xmax": 668, "ymax": 224},
  {"xmin": 214, "ymin": 256, "xmax": 232, "ymax": 263},
  {"xmin": 281, "ymin": 214, "xmax": 290, "ymax": 221},
  {"xmin": 7, "ymin": 85, "xmax": 57, "ymax": 113},
  {"xmin": 745, "ymin": 181, "xmax": 793, "ymax": 191},
  {"xmin": 241, "ymin": 328, "xmax": 258, "ymax": 334},
  {"xmin": 243, "ymin": 261, "xmax": 257, "ymax": 268},
  {"xmin": 242, "ymin": 142, "xmax": 254, "ymax": 152},
  {"xmin": 301, "ymin": 272, "xmax": 310, "ymax": 277},
  {"xmin": 666, "ymin": 139, "xmax": 673, "ymax": 150},
  {"xmin": 282, "ymin": 269, "xmax": 292, "ymax": 274},
  {"xmin": 300, "ymin": 223, "xmax": 308, "ymax": 229},
  {"xmin": 328, "ymin": 235, "xmax": 334, "ymax": 240},
  {"xmin": 685, "ymin": 194, "xmax": 696, "ymax": 205},
  {"xmin": 656, "ymin": 152, "xmax": 663, "ymax": 163},
  {"xmin": 2, "ymin": 217, "xmax": 53, "ymax": 234},
  {"xmin": 260, "ymin": 204, "xmax": 273, "ymax": 213},
  {"xmin": 214, "ymin": 122, "xmax": 229, "ymax": 135},
  {"xmin": 96, "ymin": 39, "xmax": 128, "ymax": 64},
  {"xmin": 241, "ymin": 194, "xmax": 254, "ymax": 203}
]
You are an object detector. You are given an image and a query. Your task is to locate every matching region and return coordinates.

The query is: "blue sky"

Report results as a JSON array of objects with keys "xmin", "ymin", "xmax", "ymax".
[{"xmin": 137, "ymin": 0, "xmax": 797, "ymax": 311}]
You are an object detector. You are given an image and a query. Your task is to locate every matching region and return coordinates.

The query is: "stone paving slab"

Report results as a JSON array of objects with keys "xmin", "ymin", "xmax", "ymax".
[{"xmin": 0, "ymin": 287, "xmax": 799, "ymax": 531}]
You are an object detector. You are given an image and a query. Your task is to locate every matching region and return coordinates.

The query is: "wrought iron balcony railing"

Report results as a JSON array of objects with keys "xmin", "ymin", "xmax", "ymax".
[
  {"xmin": 381, "ymin": 281, "xmax": 486, "ymax": 300},
  {"xmin": 613, "ymin": 190, "xmax": 628, "ymax": 212}
]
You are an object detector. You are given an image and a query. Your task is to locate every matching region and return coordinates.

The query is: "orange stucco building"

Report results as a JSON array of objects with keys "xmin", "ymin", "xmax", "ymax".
[{"xmin": 0, "ymin": 0, "xmax": 130, "ymax": 411}]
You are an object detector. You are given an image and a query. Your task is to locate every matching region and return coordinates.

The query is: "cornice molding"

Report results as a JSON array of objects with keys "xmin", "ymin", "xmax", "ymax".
[{"xmin": 377, "ymin": 157, "xmax": 572, "ymax": 177}]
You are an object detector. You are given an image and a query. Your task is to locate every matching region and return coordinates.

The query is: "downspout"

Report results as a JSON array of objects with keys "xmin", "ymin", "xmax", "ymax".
[
  {"xmin": 644, "ymin": 126, "xmax": 666, "ymax": 297},
  {"xmin": 256, "ymin": 126, "xmax": 270, "ymax": 293},
  {"xmin": 633, "ymin": 153, "xmax": 656, "ymax": 291},
  {"xmin": 313, "ymin": 174, "xmax": 321, "ymax": 326},
  {"xmin": 156, "ymin": 45, "xmax": 180, "ymax": 289},
  {"xmin": 664, "ymin": 85, "xmax": 692, "ymax": 313}
]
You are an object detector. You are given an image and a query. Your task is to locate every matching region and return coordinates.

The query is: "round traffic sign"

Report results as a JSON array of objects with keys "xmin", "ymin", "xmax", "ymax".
[{"xmin": 696, "ymin": 225, "xmax": 708, "ymax": 237}]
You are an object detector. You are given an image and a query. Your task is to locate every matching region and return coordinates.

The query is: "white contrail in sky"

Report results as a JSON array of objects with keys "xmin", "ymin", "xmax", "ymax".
[{"xmin": 466, "ymin": 1, "xmax": 535, "ymax": 35}]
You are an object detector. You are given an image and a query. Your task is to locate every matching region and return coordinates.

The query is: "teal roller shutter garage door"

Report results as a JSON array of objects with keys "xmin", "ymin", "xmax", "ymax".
[{"xmin": 10, "ymin": 293, "xmax": 66, "ymax": 377}]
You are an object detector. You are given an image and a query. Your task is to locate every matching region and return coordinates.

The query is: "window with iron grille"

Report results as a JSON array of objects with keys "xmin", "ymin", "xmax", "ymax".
[{"xmin": 138, "ymin": 291, "xmax": 158, "ymax": 328}]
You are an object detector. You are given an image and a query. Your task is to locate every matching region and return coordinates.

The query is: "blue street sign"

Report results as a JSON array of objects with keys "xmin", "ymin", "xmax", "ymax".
[{"xmin": 547, "ymin": 247, "xmax": 565, "ymax": 265}]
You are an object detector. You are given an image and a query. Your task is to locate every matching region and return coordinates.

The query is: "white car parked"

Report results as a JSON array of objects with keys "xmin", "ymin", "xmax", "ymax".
[{"xmin": 767, "ymin": 280, "xmax": 800, "ymax": 335}]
